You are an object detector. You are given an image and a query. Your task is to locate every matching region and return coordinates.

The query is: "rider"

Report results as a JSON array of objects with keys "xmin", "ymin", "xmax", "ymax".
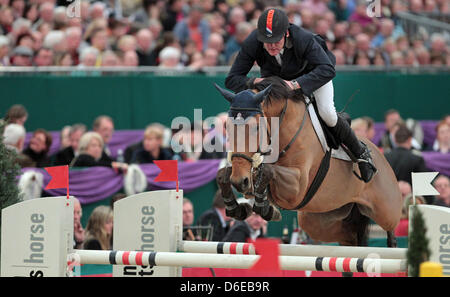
[{"xmin": 225, "ymin": 7, "xmax": 376, "ymax": 183}]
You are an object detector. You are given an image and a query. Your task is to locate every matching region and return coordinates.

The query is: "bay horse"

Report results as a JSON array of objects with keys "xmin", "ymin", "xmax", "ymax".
[{"xmin": 215, "ymin": 77, "xmax": 402, "ymax": 248}]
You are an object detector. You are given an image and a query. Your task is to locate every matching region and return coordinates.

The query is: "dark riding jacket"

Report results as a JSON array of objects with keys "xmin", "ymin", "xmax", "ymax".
[{"xmin": 225, "ymin": 24, "xmax": 336, "ymax": 97}]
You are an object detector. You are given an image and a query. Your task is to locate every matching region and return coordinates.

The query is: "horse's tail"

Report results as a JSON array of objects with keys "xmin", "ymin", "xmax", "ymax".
[{"xmin": 343, "ymin": 203, "xmax": 371, "ymax": 246}]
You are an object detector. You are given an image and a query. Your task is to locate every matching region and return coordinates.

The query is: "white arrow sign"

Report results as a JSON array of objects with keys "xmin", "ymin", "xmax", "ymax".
[{"xmin": 411, "ymin": 172, "xmax": 440, "ymax": 204}]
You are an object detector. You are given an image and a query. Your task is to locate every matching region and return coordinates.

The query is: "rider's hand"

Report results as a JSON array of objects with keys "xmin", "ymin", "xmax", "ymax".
[{"xmin": 254, "ymin": 78, "xmax": 264, "ymax": 84}]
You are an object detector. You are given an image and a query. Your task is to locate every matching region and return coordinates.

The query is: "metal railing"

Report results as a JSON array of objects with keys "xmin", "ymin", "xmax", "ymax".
[{"xmin": 396, "ymin": 11, "xmax": 450, "ymax": 43}]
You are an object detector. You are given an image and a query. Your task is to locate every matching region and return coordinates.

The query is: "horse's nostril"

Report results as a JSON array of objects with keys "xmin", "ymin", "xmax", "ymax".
[{"xmin": 242, "ymin": 177, "xmax": 249, "ymax": 189}]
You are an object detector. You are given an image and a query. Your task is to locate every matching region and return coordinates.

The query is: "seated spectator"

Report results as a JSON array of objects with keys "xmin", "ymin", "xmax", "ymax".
[
  {"xmin": 384, "ymin": 124, "xmax": 429, "ymax": 185},
  {"xmin": 158, "ymin": 46, "xmax": 183, "ymax": 69},
  {"xmin": 173, "ymin": 5, "xmax": 210, "ymax": 52},
  {"xmin": 0, "ymin": 35, "xmax": 10, "ymax": 66},
  {"xmin": 133, "ymin": 124, "xmax": 173, "ymax": 164},
  {"xmin": 2, "ymin": 123, "xmax": 34, "ymax": 167},
  {"xmin": 351, "ymin": 117, "xmax": 369, "ymax": 139},
  {"xmin": 394, "ymin": 194, "xmax": 426, "ymax": 237},
  {"xmin": 92, "ymin": 115, "xmax": 115, "ymax": 162},
  {"xmin": 83, "ymin": 205, "xmax": 113, "ymax": 250},
  {"xmin": 10, "ymin": 45, "xmax": 33, "ymax": 66},
  {"xmin": 78, "ymin": 46, "xmax": 99, "ymax": 68},
  {"xmin": 110, "ymin": 192, "xmax": 127, "ymax": 209},
  {"xmin": 53, "ymin": 123, "xmax": 86, "ymax": 166},
  {"xmin": 361, "ymin": 116, "xmax": 375, "ymax": 141},
  {"xmin": 431, "ymin": 120, "xmax": 449, "ymax": 154},
  {"xmin": 378, "ymin": 109, "xmax": 401, "ymax": 151},
  {"xmin": 73, "ymin": 197, "xmax": 85, "ymax": 249},
  {"xmin": 433, "ymin": 175, "xmax": 450, "ymax": 207},
  {"xmin": 122, "ymin": 50, "xmax": 139, "ymax": 67},
  {"xmin": 183, "ymin": 198, "xmax": 198, "ymax": 241},
  {"xmin": 223, "ymin": 210, "xmax": 266, "ymax": 242},
  {"xmin": 33, "ymin": 47, "xmax": 53, "ymax": 67},
  {"xmin": 59, "ymin": 125, "xmax": 72, "ymax": 150},
  {"xmin": 197, "ymin": 189, "xmax": 232, "ymax": 241},
  {"xmin": 70, "ymin": 131, "xmax": 127, "ymax": 172},
  {"xmin": 23, "ymin": 128, "xmax": 52, "ymax": 167},
  {"xmin": 2, "ymin": 104, "xmax": 28, "ymax": 126},
  {"xmin": 135, "ymin": 28, "xmax": 156, "ymax": 66}
]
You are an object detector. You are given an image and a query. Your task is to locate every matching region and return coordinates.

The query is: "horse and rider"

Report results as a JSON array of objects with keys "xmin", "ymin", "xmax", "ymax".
[{"xmin": 215, "ymin": 8, "xmax": 402, "ymax": 248}]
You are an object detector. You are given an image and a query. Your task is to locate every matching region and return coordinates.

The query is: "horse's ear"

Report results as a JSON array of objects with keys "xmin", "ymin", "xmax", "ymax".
[
  {"xmin": 214, "ymin": 83, "xmax": 235, "ymax": 103},
  {"xmin": 254, "ymin": 84, "xmax": 272, "ymax": 104}
]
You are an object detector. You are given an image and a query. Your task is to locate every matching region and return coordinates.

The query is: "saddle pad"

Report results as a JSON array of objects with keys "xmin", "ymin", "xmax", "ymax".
[{"xmin": 306, "ymin": 99, "xmax": 352, "ymax": 162}]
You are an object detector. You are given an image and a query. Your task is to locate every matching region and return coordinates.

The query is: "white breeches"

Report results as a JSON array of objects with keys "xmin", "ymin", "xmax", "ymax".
[{"xmin": 313, "ymin": 80, "xmax": 338, "ymax": 127}]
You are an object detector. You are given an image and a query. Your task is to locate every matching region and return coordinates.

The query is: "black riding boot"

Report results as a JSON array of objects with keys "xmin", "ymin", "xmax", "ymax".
[{"xmin": 329, "ymin": 115, "xmax": 377, "ymax": 183}]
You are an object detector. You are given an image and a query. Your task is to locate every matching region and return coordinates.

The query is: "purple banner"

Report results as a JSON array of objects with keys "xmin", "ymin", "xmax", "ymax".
[{"xmin": 21, "ymin": 159, "xmax": 222, "ymax": 205}]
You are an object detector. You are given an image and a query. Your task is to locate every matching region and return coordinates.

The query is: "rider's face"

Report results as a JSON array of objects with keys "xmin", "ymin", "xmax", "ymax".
[{"xmin": 263, "ymin": 31, "xmax": 288, "ymax": 56}]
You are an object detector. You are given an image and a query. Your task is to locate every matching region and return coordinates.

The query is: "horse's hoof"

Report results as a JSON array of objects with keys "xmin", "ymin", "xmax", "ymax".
[{"xmin": 226, "ymin": 202, "xmax": 252, "ymax": 221}]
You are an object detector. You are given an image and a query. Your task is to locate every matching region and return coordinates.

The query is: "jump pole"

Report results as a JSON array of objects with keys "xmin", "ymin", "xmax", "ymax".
[
  {"xmin": 179, "ymin": 241, "xmax": 407, "ymax": 260},
  {"xmin": 73, "ymin": 249, "xmax": 407, "ymax": 274}
]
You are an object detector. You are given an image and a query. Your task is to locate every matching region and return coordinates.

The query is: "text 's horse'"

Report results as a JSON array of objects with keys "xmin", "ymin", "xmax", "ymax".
[{"xmin": 215, "ymin": 77, "xmax": 402, "ymax": 247}]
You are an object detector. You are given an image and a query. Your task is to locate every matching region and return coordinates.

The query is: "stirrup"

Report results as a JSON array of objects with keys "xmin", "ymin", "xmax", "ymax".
[{"xmin": 352, "ymin": 145, "xmax": 377, "ymax": 182}]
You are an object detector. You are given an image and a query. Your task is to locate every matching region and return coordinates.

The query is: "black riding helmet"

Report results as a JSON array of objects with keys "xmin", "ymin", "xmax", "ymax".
[{"xmin": 257, "ymin": 8, "xmax": 289, "ymax": 43}]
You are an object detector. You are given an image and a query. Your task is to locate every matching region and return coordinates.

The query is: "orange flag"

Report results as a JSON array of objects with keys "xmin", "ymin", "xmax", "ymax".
[{"xmin": 154, "ymin": 160, "xmax": 179, "ymax": 191}]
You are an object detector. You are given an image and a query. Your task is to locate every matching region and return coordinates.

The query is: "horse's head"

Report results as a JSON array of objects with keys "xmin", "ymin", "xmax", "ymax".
[{"xmin": 215, "ymin": 83, "xmax": 271, "ymax": 194}]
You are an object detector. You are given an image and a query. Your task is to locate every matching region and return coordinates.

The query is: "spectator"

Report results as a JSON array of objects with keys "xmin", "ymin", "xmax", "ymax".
[
  {"xmin": 122, "ymin": 50, "xmax": 139, "ymax": 67},
  {"xmin": 117, "ymin": 34, "xmax": 137, "ymax": 54},
  {"xmin": 174, "ymin": 5, "xmax": 210, "ymax": 52},
  {"xmin": 182, "ymin": 198, "xmax": 197, "ymax": 240},
  {"xmin": 92, "ymin": 115, "xmax": 115, "ymax": 163},
  {"xmin": 431, "ymin": 120, "xmax": 450, "ymax": 153},
  {"xmin": 301, "ymin": 0, "xmax": 331, "ymax": 16},
  {"xmin": 207, "ymin": 32, "xmax": 225, "ymax": 65},
  {"xmin": 33, "ymin": 47, "xmax": 54, "ymax": 66},
  {"xmin": 433, "ymin": 175, "xmax": 450, "ymax": 207},
  {"xmin": 78, "ymin": 46, "xmax": 99, "ymax": 67},
  {"xmin": 3, "ymin": 104, "xmax": 28, "ymax": 126},
  {"xmin": 59, "ymin": 125, "xmax": 72, "ymax": 149},
  {"xmin": 43, "ymin": 30, "xmax": 67, "ymax": 55},
  {"xmin": 0, "ymin": 35, "xmax": 10, "ymax": 66},
  {"xmin": 2, "ymin": 123, "xmax": 34, "ymax": 167},
  {"xmin": 23, "ymin": 128, "xmax": 52, "ymax": 167},
  {"xmin": 83, "ymin": 205, "xmax": 113, "ymax": 250},
  {"xmin": 394, "ymin": 194, "xmax": 426, "ymax": 237},
  {"xmin": 101, "ymin": 50, "xmax": 120, "ymax": 66},
  {"xmin": 398, "ymin": 180, "xmax": 412, "ymax": 199},
  {"xmin": 65, "ymin": 26, "xmax": 82, "ymax": 65},
  {"xmin": 371, "ymin": 19, "xmax": 395, "ymax": 48},
  {"xmin": 203, "ymin": 48, "xmax": 219, "ymax": 67},
  {"xmin": 133, "ymin": 124, "xmax": 173, "ymax": 164},
  {"xmin": 110, "ymin": 192, "xmax": 127, "ymax": 209},
  {"xmin": 224, "ymin": 21, "xmax": 253, "ymax": 65},
  {"xmin": 222, "ymin": 210, "xmax": 266, "ymax": 242},
  {"xmin": 226, "ymin": 6, "xmax": 246, "ymax": 38},
  {"xmin": 160, "ymin": 0, "xmax": 186, "ymax": 32},
  {"xmin": 378, "ymin": 109, "xmax": 401, "ymax": 151},
  {"xmin": 70, "ymin": 131, "xmax": 127, "ymax": 173},
  {"xmin": 197, "ymin": 189, "xmax": 232, "ymax": 241},
  {"xmin": 11, "ymin": 45, "xmax": 33, "ymax": 66},
  {"xmin": 73, "ymin": 197, "xmax": 85, "ymax": 249},
  {"xmin": 53, "ymin": 123, "xmax": 86, "ymax": 166},
  {"xmin": 158, "ymin": 46, "xmax": 182, "ymax": 69},
  {"xmin": 351, "ymin": 117, "xmax": 369, "ymax": 138},
  {"xmin": 384, "ymin": 124, "xmax": 429, "ymax": 184},
  {"xmin": 135, "ymin": 28, "xmax": 156, "ymax": 66},
  {"xmin": 361, "ymin": 116, "xmax": 376, "ymax": 141}
]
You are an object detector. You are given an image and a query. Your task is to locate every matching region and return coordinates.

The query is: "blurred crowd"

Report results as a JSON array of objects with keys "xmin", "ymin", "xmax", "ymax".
[{"xmin": 0, "ymin": 0, "xmax": 448, "ymax": 69}]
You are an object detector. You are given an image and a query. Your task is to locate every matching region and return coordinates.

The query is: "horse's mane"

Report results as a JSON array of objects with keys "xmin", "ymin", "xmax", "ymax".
[{"xmin": 253, "ymin": 76, "xmax": 305, "ymax": 104}]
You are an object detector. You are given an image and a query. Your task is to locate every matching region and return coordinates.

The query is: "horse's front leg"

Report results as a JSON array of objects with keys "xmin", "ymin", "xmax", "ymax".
[
  {"xmin": 216, "ymin": 166, "xmax": 252, "ymax": 220},
  {"xmin": 252, "ymin": 164, "xmax": 282, "ymax": 221}
]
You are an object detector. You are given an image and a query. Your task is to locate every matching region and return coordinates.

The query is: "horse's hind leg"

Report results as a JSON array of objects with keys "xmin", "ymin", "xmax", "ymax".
[
  {"xmin": 217, "ymin": 166, "xmax": 252, "ymax": 220},
  {"xmin": 387, "ymin": 231, "xmax": 397, "ymax": 248},
  {"xmin": 253, "ymin": 164, "xmax": 281, "ymax": 221}
]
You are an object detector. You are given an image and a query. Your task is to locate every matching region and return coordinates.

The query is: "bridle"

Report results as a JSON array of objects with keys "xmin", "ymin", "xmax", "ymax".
[{"xmin": 229, "ymin": 96, "xmax": 310, "ymax": 169}]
